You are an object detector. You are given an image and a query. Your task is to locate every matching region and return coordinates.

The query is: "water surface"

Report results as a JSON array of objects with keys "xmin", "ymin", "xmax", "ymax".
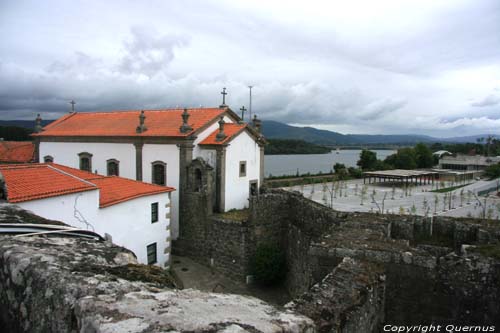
[{"xmin": 264, "ymin": 149, "xmax": 396, "ymax": 177}]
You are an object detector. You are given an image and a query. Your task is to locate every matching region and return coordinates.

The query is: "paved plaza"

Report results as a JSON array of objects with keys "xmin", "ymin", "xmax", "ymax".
[{"xmin": 284, "ymin": 177, "xmax": 500, "ymax": 220}]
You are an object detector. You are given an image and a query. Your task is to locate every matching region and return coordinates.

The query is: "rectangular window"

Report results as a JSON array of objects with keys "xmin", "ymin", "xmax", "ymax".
[
  {"xmin": 151, "ymin": 202, "xmax": 159, "ymax": 223},
  {"xmin": 239, "ymin": 161, "xmax": 247, "ymax": 177},
  {"xmin": 147, "ymin": 243, "xmax": 157, "ymax": 265}
]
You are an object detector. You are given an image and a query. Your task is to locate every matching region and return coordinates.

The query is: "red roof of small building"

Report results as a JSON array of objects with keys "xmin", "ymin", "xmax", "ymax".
[
  {"xmin": 0, "ymin": 141, "xmax": 35, "ymax": 163},
  {"xmin": 33, "ymin": 108, "xmax": 229, "ymax": 137},
  {"xmin": 0, "ymin": 164, "xmax": 96, "ymax": 203},
  {"xmin": 0, "ymin": 164, "xmax": 174, "ymax": 207},
  {"xmin": 199, "ymin": 123, "xmax": 248, "ymax": 145}
]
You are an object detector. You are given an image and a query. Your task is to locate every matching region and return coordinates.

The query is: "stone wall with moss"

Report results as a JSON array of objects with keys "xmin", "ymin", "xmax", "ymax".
[
  {"xmin": 174, "ymin": 188, "xmax": 500, "ymax": 330},
  {"xmin": 0, "ymin": 205, "xmax": 315, "ymax": 333}
]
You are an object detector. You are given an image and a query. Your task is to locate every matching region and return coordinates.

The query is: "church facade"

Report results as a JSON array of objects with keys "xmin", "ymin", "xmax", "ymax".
[{"xmin": 32, "ymin": 106, "xmax": 265, "ymax": 239}]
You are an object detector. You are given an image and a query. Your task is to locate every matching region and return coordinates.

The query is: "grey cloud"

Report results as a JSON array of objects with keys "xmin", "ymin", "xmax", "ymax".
[
  {"xmin": 118, "ymin": 27, "xmax": 189, "ymax": 77},
  {"xmin": 358, "ymin": 98, "xmax": 407, "ymax": 121},
  {"xmin": 1, "ymin": 0, "xmax": 500, "ymax": 137},
  {"xmin": 471, "ymin": 94, "xmax": 500, "ymax": 107},
  {"xmin": 46, "ymin": 52, "xmax": 103, "ymax": 74}
]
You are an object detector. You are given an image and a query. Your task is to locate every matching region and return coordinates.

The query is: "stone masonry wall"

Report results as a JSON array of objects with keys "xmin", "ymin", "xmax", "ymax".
[
  {"xmin": 287, "ymin": 257, "xmax": 386, "ymax": 333},
  {"xmin": 175, "ymin": 188, "xmax": 500, "ymax": 330},
  {"xmin": 0, "ymin": 205, "xmax": 315, "ymax": 333}
]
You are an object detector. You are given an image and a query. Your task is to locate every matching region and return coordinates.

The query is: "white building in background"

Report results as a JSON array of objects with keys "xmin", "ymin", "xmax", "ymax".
[
  {"xmin": 439, "ymin": 154, "xmax": 500, "ymax": 171},
  {"xmin": 0, "ymin": 163, "xmax": 174, "ymax": 267},
  {"xmin": 32, "ymin": 104, "xmax": 266, "ymax": 239}
]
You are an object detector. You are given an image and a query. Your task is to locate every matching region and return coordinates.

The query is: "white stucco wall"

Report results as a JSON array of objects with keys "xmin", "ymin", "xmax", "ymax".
[
  {"xmin": 224, "ymin": 131, "xmax": 261, "ymax": 211},
  {"xmin": 16, "ymin": 190, "xmax": 171, "ymax": 267},
  {"xmin": 99, "ymin": 192, "xmax": 171, "ymax": 267},
  {"xmin": 142, "ymin": 144, "xmax": 180, "ymax": 239},
  {"xmin": 18, "ymin": 190, "xmax": 100, "ymax": 229},
  {"xmin": 39, "ymin": 142, "xmax": 136, "ymax": 179}
]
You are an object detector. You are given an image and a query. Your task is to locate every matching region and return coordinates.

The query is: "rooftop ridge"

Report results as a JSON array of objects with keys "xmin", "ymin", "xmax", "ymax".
[{"xmin": 47, "ymin": 164, "xmax": 99, "ymax": 188}]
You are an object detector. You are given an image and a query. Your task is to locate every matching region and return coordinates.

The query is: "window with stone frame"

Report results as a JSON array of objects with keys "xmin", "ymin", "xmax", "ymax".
[
  {"xmin": 43, "ymin": 155, "xmax": 54, "ymax": 163},
  {"xmin": 78, "ymin": 152, "xmax": 93, "ymax": 172},
  {"xmin": 152, "ymin": 161, "xmax": 166, "ymax": 186},
  {"xmin": 147, "ymin": 243, "xmax": 157, "ymax": 265},
  {"xmin": 107, "ymin": 159, "xmax": 119, "ymax": 176},
  {"xmin": 239, "ymin": 161, "xmax": 247, "ymax": 177},
  {"xmin": 151, "ymin": 202, "xmax": 159, "ymax": 223}
]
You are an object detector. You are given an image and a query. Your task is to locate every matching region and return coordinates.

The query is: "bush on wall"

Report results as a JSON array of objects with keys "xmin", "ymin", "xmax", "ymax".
[{"xmin": 250, "ymin": 243, "xmax": 287, "ymax": 285}]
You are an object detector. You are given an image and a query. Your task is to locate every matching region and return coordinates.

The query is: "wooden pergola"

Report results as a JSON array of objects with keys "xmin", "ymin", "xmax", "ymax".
[{"xmin": 363, "ymin": 169, "xmax": 438, "ymax": 185}]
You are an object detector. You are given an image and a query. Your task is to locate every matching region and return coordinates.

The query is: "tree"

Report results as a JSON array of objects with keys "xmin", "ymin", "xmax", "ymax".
[
  {"xmin": 484, "ymin": 164, "xmax": 500, "ymax": 179},
  {"xmin": 357, "ymin": 150, "xmax": 378, "ymax": 170},
  {"xmin": 348, "ymin": 167, "xmax": 363, "ymax": 178},
  {"xmin": 414, "ymin": 143, "xmax": 434, "ymax": 168},
  {"xmin": 0, "ymin": 126, "xmax": 33, "ymax": 141},
  {"xmin": 384, "ymin": 148, "xmax": 417, "ymax": 169},
  {"xmin": 333, "ymin": 163, "xmax": 348, "ymax": 179}
]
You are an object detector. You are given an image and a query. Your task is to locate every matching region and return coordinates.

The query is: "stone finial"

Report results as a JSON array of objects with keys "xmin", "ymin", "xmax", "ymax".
[
  {"xmin": 34, "ymin": 114, "xmax": 43, "ymax": 133},
  {"xmin": 215, "ymin": 117, "xmax": 227, "ymax": 141},
  {"xmin": 252, "ymin": 114, "xmax": 261, "ymax": 133},
  {"xmin": 179, "ymin": 108, "xmax": 193, "ymax": 133},
  {"xmin": 136, "ymin": 110, "xmax": 147, "ymax": 133},
  {"xmin": 220, "ymin": 87, "xmax": 228, "ymax": 108}
]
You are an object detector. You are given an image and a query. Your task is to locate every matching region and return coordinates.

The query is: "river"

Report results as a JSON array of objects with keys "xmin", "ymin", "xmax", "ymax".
[{"xmin": 264, "ymin": 149, "xmax": 396, "ymax": 177}]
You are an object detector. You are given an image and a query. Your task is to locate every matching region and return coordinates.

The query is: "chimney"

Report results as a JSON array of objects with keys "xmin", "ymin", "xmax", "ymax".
[
  {"xmin": 215, "ymin": 117, "xmax": 227, "ymax": 141},
  {"xmin": 252, "ymin": 114, "xmax": 261, "ymax": 133},
  {"xmin": 136, "ymin": 110, "xmax": 147, "ymax": 133},
  {"xmin": 179, "ymin": 108, "xmax": 193, "ymax": 133},
  {"xmin": 34, "ymin": 114, "xmax": 43, "ymax": 133}
]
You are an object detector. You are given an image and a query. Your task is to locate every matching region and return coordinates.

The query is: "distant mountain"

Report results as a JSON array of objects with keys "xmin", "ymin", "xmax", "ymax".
[
  {"xmin": 0, "ymin": 120, "xmax": 54, "ymax": 128},
  {"xmin": 1, "ymin": 119, "xmax": 496, "ymax": 145},
  {"xmin": 261, "ymin": 120, "xmax": 497, "ymax": 145},
  {"xmin": 262, "ymin": 120, "xmax": 358, "ymax": 145},
  {"xmin": 438, "ymin": 134, "xmax": 500, "ymax": 143}
]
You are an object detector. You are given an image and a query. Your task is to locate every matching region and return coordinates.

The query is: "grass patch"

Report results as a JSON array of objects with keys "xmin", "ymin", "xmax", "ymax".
[
  {"xmin": 431, "ymin": 183, "xmax": 470, "ymax": 193},
  {"xmin": 216, "ymin": 208, "xmax": 250, "ymax": 221},
  {"xmin": 470, "ymin": 244, "xmax": 500, "ymax": 260}
]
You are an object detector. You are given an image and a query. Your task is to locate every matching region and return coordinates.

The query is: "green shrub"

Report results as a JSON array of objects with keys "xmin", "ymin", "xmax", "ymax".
[{"xmin": 251, "ymin": 243, "xmax": 286, "ymax": 285}]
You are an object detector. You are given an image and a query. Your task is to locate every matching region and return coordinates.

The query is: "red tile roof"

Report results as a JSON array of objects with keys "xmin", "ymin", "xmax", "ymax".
[
  {"xmin": 0, "ymin": 164, "xmax": 174, "ymax": 207},
  {"xmin": 91, "ymin": 176, "xmax": 173, "ymax": 208},
  {"xmin": 33, "ymin": 108, "xmax": 229, "ymax": 137},
  {"xmin": 0, "ymin": 141, "xmax": 35, "ymax": 163},
  {"xmin": 199, "ymin": 123, "xmax": 247, "ymax": 145},
  {"xmin": 0, "ymin": 164, "xmax": 96, "ymax": 203}
]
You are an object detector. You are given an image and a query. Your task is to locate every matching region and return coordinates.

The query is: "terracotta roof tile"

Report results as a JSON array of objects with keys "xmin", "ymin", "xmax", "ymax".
[
  {"xmin": 199, "ymin": 123, "xmax": 247, "ymax": 145},
  {"xmin": 0, "ymin": 141, "xmax": 35, "ymax": 163},
  {"xmin": 0, "ymin": 164, "xmax": 96, "ymax": 203},
  {"xmin": 0, "ymin": 163, "xmax": 175, "ymax": 207},
  {"xmin": 91, "ymin": 177, "xmax": 175, "ymax": 208},
  {"xmin": 33, "ymin": 108, "xmax": 227, "ymax": 137}
]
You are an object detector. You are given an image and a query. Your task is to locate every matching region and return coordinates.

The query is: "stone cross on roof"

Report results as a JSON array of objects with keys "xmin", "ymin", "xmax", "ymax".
[
  {"xmin": 220, "ymin": 88, "xmax": 228, "ymax": 108},
  {"xmin": 239, "ymin": 106, "xmax": 247, "ymax": 123},
  {"xmin": 69, "ymin": 100, "xmax": 76, "ymax": 113}
]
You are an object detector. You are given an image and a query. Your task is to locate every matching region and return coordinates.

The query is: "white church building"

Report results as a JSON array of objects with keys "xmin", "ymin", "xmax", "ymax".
[
  {"xmin": 32, "ymin": 104, "xmax": 266, "ymax": 239},
  {"xmin": 0, "ymin": 163, "xmax": 174, "ymax": 267}
]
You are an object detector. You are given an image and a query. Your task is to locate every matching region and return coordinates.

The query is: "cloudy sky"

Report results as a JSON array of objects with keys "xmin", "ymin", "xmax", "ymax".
[{"xmin": 0, "ymin": 0, "xmax": 499, "ymax": 137}]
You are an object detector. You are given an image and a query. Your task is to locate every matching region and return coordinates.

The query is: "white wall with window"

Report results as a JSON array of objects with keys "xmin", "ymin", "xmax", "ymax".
[
  {"xmin": 224, "ymin": 131, "xmax": 261, "ymax": 210},
  {"xmin": 17, "ymin": 190, "xmax": 172, "ymax": 267},
  {"xmin": 39, "ymin": 142, "xmax": 135, "ymax": 179},
  {"xmin": 142, "ymin": 144, "xmax": 180, "ymax": 239},
  {"xmin": 99, "ymin": 192, "xmax": 171, "ymax": 267}
]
